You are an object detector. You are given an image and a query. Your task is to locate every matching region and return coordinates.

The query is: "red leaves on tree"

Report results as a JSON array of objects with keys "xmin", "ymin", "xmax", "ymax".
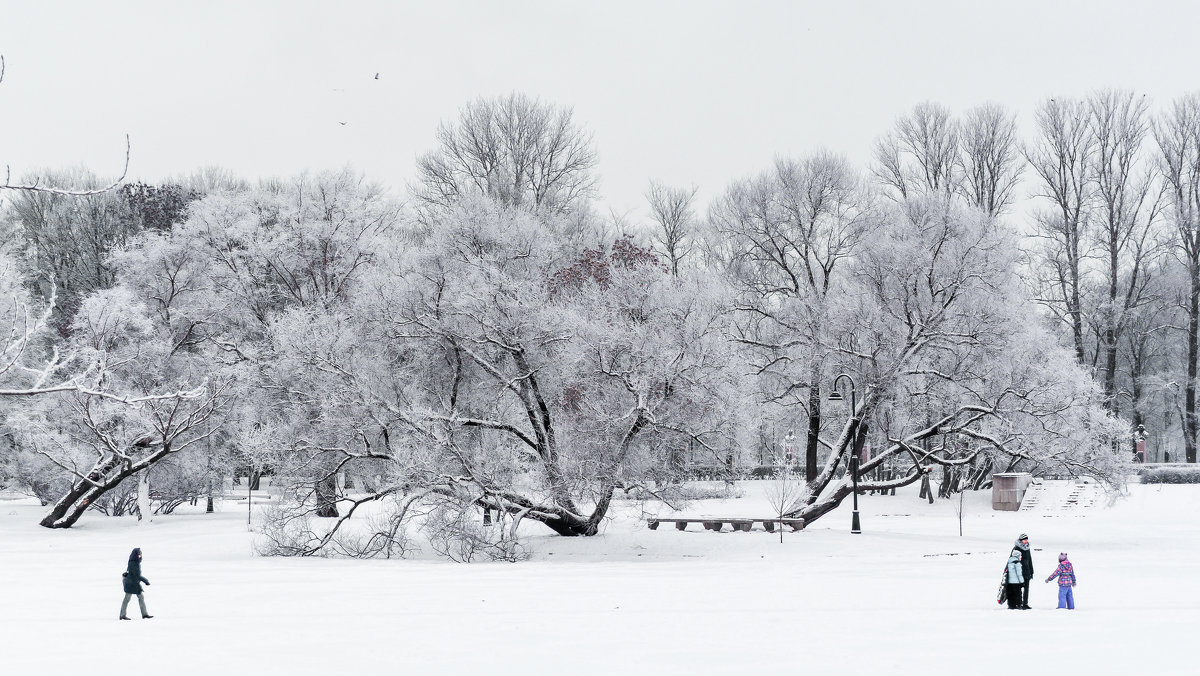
[{"xmin": 548, "ymin": 235, "xmax": 666, "ymax": 297}]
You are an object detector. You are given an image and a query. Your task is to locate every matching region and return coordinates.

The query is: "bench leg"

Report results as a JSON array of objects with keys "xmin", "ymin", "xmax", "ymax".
[
  {"xmin": 703, "ymin": 521, "xmax": 723, "ymax": 531},
  {"xmin": 763, "ymin": 521, "xmax": 776, "ymax": 533},
  {"xmin": 647, "ymin": 521, "xmax": 660, "ymax": 530},
  {"xmin": 675, "ymin": 522, "xmax": 687, "ymax": 531}
]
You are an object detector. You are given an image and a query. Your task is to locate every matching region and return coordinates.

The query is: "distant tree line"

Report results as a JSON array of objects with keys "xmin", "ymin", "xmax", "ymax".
[{"xmin": 4, "ymin": 79, "xmax": 1198, "ymax": 556}]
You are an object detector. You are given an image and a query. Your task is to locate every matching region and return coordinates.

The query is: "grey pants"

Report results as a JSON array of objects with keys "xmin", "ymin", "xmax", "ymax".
[{"xmin": 120, "ymin": 593, "xmax": 149, "ymax": 618}]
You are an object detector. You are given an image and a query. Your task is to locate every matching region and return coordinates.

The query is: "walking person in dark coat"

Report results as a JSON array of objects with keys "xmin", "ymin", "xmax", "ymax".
[
  {"xmin": 120, "ymin": 547, "xmax": 153, "ymax": 620},
  {"xmin": 1010, "ymin": 534, "xmax": 1034, "ymax": 609}
]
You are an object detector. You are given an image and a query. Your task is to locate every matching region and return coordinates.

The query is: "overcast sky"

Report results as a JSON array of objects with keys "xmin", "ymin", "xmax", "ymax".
[{"xmin": 2, "ymin": 0, "xmax": 1199, "ymax": 220}]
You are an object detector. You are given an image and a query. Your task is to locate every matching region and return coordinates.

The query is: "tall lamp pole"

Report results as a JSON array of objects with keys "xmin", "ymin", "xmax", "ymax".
[{"xmin": 829, "ymin": 373, "xmax": 861, "ymax": 534}]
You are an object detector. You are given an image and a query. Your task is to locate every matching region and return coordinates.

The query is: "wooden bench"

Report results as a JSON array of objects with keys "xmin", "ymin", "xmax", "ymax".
[{"xmin": 646, "ymin": 517, "xmax": 805, "ymax": 532}]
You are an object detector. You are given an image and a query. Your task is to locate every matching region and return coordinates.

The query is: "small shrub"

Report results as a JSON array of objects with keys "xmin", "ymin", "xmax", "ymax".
[
  {"xmin": 1138, "ymin": 465, "xmax": 1200, "ymax": 484},
  {"xmin": 748, "ymin": 465, "xmax": 803, "ymax": 480},
  {"xmin": 89, "ymin": 480, "xmax": 138, "ymax": 516},
  {"xmin": 674, "ymin": 483, "xmax": 743, "ymax": 500},
  {"xmin": 423, "ymin": 499, "xmax": 529, "ymax": 563}
]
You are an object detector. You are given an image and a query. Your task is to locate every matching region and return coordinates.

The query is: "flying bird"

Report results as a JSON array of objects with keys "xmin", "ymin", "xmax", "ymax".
[{"xmin": 374, "ymin": 72, "xmax": 380, "ymax": 80}]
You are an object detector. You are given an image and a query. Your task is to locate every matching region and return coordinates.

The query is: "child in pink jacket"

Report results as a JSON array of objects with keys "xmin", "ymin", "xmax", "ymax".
[{"xmin": 1045, "ymin": 552, "xmax": 1077, "ymax": 609}]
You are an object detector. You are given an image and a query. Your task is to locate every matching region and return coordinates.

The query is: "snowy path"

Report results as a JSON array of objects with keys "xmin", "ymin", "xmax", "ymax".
[{"xmin": 2, "ymin": 482, "xmax": 1196, "ymax": 675}]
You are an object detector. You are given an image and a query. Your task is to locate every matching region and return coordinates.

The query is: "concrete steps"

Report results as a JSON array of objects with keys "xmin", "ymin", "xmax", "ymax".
[{"xmin": 1018, "ymin": 479, "xmax": 1100, "ymax": 514}]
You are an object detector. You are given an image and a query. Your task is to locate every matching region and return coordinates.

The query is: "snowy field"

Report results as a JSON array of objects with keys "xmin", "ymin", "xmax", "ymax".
[{"xmin": 2, "ymin": 480, "xmax": 1196, "ymax": 675}]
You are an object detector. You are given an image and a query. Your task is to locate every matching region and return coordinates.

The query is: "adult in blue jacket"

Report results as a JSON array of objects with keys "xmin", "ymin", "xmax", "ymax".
[{"xmin": 120, "ymin": 547, "xmax": 153, "ymax": 620}]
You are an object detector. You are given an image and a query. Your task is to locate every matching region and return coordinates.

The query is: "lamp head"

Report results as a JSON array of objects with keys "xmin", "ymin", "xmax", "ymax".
[{"xmin": 828, "ymin": 391, "xmax": 844, "ymax": 402}]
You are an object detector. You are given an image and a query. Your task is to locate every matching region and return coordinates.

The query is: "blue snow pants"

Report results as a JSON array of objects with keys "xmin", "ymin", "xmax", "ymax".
[{"xmin": 1056, "ymin": 585, "xmax": 1075, "ymax": 609}]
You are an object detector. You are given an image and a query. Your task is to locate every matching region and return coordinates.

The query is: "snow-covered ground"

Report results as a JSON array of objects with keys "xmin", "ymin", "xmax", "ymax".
[{"xmin": 2, "ymin": 480, "xmax": 1195, "ymax": 675}]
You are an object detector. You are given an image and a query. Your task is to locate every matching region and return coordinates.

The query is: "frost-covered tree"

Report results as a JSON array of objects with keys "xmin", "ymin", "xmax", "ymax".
[
  {"xmin": 257, "ymin": 198, "xmax": 743, "ymax": 552},
  {"xmin": 958, "ymin": 102, "xmax": 1023, "ymax": 216},
  {"xmin": 6, "ymin": 170, "xmax": 138, "ymax": 324},
  {"xmin": 176, "ymin": 170, "xmax": 401, "ymax": 516},
  {"xmin": 646, "ymin": 180, "xmax": 699, "ymax": 276},
  {"xmin": 783, "ymin": 196, "xmax": 1129, "ymax": 526},
  {"xmin": 390, "ymin": 201, "xmax": 739, "ymax": 535},
  {"xmin": 874, "ymin": 101, "xmax": 959, "ymax": 199},
  {"xmin": 413, "ymin": 93, "xmax": 598, "ymax": 221},
  {"xmin": 1026, "ymin": 91, "xmax": 1166, "ymax": 438},
  {"xmin": 875, "ymin": 101, "xmax": 1022, "ymax": 216},
  {"xmin": 709, "ymin": 152, "xmax": 876, "ymax": 482},
  {"xmin": 0, "ymin": 54, "xmax": 132, "ymax": 399},
  {"xmin": 1026, "ymin": 95, "xmax": 1094, "ymax": 364},
  {"xmin": 1156, "ymin": 92, "xmax": 1200, "ymax": 463},
  {"xmin": 1084, "ymin": 90, "xmax": 1164, "ymax": 415},
  {"xmin": 11, "ymin": 288, "xmax": 226, "ymax": 528}
]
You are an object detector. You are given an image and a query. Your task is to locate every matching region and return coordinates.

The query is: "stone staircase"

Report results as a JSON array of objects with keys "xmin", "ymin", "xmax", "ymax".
[{"xmin": 1018, "ymin": 479, "xmax": 1100, "ymax": 515}]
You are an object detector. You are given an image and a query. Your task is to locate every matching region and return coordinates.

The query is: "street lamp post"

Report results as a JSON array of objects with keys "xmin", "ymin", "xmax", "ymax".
[{"xmin": 828, "ymin": 373, "xmax": 862, "ymax": 534}]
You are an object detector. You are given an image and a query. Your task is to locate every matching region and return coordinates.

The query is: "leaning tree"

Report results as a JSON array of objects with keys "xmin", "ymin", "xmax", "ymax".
[
  {"xmin": 254, "ymin": 198, "xmax": 744, "ymax": 553},
  {"xmin": 781, "ymin": 195, "xmax": 1129, "ymax": 526}
]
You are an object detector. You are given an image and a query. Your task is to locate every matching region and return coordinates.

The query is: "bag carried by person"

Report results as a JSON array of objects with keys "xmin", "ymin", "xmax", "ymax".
[{"xmin": 996, "ymin": 566, "xmax": 1008, "ymax": 605}]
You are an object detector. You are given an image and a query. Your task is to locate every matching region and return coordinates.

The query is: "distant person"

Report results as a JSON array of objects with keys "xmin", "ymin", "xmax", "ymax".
[
  {"xmin": 120, "ymin": 547, "xmax": 153, "ymax": 620},
  {"xmin": 1010, "ymin": 533, "xmax": 1034, "ymax": 609},
  {"xmin": 1045, "ymin": 552, "xmax": 1078, "ymax": 609},
  {"xmin": 1004, "ymin": 549, "xmax": 1026, "ymax": 609}
]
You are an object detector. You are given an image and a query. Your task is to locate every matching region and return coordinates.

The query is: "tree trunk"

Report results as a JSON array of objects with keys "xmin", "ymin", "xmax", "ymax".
[
  {"xmin": 315, "ymin": 472, "xmax": 340, "ymax": 518},
  {"xmin": 136, "ymin": 470, "xmax": 152, "ymax": 523},
  {"xmin": 1103, "ymin": 237, "xmax": 1120, "ymax": 411},
  {"xmin": 1188, "ymin": 263, "xmax": 1199, "ymax": 463},
  {"xmin": 1070, "ymin": 238, "xmax": 1086, "ymax": 364},
  {"xmin": 1103, "ymin": 333, "xmax": 1118, "ymax": 412},
  {"xmin": 1130, "ymin": 351, "xmax": 1144, "ymax": 430},
  {"xmin": 39, "ymin": 451, "xmax": 163, "ymax": 529},
  {"xmin": 805, "ymin": 373, "xmax": 821, "ymax": 482},
  {"xmin": 205, "ymin": 431, "xmax": 215, "ymax": 513}
]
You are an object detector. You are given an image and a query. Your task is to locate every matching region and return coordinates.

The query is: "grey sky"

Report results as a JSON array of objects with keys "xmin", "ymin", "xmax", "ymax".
[{"xmin": 2, "ymin": 0, "xmax": 1198, "ymax": 219}]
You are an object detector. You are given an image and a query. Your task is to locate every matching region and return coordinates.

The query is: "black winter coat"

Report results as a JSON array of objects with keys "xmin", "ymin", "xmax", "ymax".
[
  {"xmin": 1011, "ymin": 542, "xmax": 1034, "ymax": 578},
  {"xmin": 122, "ymin": 548, "xmax": 150, "ymax": 594}
]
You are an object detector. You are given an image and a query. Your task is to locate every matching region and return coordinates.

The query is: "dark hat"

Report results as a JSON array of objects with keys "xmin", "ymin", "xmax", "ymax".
[{"xmin": 1018, "ymin": 533, "xmax": 1029, "ymax": 540}]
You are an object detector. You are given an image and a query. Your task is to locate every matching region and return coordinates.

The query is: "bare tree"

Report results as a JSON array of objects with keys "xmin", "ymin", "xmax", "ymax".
[
  {"xmin": 874, "ymin": 101, "xmax": 959, "ymax": 200},
  {"xmin": 646, "ymin": 180, "xmax": 699, "ymax": 276},
  {"xmin": 958, "ymin": 102, "xmax": 1023, "ymax": 216},
  {"xmin": 1027, "ymin": 96, "xmax": 1095, "ymax": 363},
  {"xmin": 1156, "ymin": 92, "xmax": 1200, "ymax": 463},
  {"xmin": 413, "ymin": 93, "xmax": 598, "ymax": 219},
  {"xmin": 710, "ymin": 152, "xmax": 875, "ymax": 484},
  {"xmin": 1086, "ymin": 90, "xmax": 1164, "ymax": 412}
]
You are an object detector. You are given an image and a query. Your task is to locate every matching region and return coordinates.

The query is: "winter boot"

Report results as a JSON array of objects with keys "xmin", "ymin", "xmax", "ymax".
[{"xmin": 120, "ymin": 616, "xmax": 131, "ymax": 620}]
